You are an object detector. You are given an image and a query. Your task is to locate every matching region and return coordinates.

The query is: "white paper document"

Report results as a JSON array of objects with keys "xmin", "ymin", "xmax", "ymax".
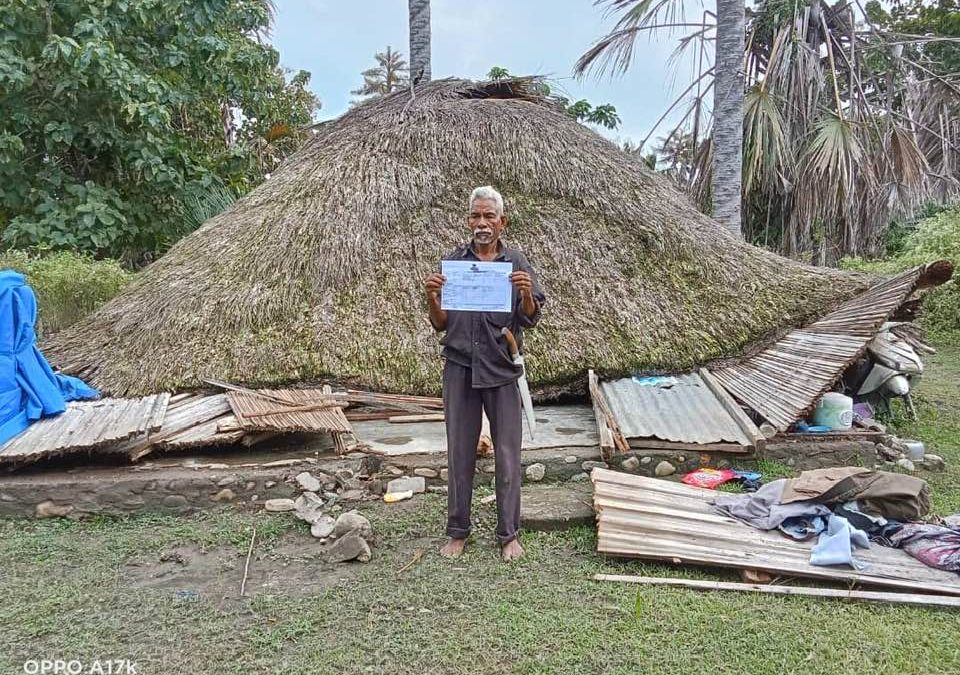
[{"xmin": 440, "ymin": 260, "xmax": 513, "ymax": 313}]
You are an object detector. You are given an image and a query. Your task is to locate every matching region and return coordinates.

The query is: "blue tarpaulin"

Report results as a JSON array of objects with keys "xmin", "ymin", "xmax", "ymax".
[{"xmin": 0, "ymin": 270, "xmax": 99, "ymax": 446}]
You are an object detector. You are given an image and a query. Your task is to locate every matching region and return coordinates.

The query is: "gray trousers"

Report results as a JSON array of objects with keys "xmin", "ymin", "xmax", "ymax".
[{"xmin": 443, "ymin": 360, "xmax": 522, "ymax": 544}]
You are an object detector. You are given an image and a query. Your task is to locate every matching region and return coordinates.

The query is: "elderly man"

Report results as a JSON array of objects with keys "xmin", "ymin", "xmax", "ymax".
[{"xmin": 423, "ymin": 186, "xmax": 545, "ymax": 562}]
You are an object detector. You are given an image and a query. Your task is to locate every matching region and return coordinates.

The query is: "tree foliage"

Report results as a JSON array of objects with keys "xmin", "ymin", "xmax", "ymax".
[
  {"xmin": 352, "ymin": 46, "xmax": 409, "ymax": 99},
  {"xmin": 486, "ymin": 67, "xmax": 621, "ymax": 129},
  {"xmin": 0, "ymin": 0, "xmax": 319, "ymax": 259}
]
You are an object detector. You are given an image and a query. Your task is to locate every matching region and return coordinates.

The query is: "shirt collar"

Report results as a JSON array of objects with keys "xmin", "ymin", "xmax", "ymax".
[{"xmin": 463, "ymin": 239, "xmax": 512, "ymax": 262}]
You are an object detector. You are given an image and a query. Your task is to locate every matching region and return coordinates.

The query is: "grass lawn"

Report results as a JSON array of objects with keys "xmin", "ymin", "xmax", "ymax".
[{"xmin": 1, "ymin": 348, "xmax": 959, "ymax": 675}]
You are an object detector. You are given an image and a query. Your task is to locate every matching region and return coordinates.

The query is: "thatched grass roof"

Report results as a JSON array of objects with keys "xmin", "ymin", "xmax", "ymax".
[{"xmin": 47, "ymin": 78, "xmax": 871, "ymax": 397}]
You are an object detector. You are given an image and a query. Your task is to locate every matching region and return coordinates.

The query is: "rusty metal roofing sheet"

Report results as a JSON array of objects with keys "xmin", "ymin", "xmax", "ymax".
[
  {"xmin": 712, "ymin": 265, "xmax": 941, "ymax": 431},
  {"xmin": 600, "ymin": 372, "xmax": 753, "ymax": 446},
  {"xmin": 0, "ymin": 394, "xmax": 169, "ymax": 464},
  {"xmin": 593, "ymin": 468, "xmax": 960, "ymax": 596}
]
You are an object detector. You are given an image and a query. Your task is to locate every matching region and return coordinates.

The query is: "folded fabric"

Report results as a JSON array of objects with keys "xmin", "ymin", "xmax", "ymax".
[
  {"xmin": 889, "ymin": 523, "xmax": 960, "ymax": 573},
  {"xmin": 779, "ymin": 515, "xmax": 827, "ymax": 541},
  {"xmin": 714, "ymin": 479, "xmax": 832, "ymax": 530},
  {"xmin": 833, "ymin": 501, "xmax": 888, "ymax": 535},
  {"xmin": 780, "ymin": 467, "xmax": 930, "ymax": 521},
  {"xmin": 810, "ymin": 514, "xmax": 871, "ymax": 570}
]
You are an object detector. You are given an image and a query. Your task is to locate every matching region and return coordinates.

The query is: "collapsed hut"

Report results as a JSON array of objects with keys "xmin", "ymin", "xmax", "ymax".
[{"xmin": 44, "ymin": 78, "xmax": 927, "ymax": 399}]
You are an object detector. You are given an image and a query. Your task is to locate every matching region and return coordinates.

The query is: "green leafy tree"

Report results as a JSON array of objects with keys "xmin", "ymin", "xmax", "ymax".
[
  {"xmin": 487, "ymin": 67, "xmax": 621, "ymax": 129},
  {"xmin": 0, "ymin": 0, "xmax": 320, "ymax": 258}
]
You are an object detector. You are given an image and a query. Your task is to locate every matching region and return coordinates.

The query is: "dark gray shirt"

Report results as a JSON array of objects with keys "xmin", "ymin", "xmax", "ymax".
[{"xmin": 434, "ymin": 241, "xmax": 545, "ymax": 389}]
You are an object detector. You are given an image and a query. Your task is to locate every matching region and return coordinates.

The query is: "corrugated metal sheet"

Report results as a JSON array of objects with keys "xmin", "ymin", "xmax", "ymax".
[
  {"xmin": 593, "ymin": 468, "xmax": 960, "ymax": 596},
  {"xmin": 0, "ymin": 394, "xmax": 169, "ymax": 464},
  {"xmin": 600, "ymin": 372, "xmax": 753, "ymax": 446},
  {"xmin": 713, "ymin": 264, "xmax": 946, "ymax": 431}
]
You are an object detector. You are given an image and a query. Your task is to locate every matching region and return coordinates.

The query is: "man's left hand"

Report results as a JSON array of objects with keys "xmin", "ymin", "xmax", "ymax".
[{"xmin": 510, "ymin": 271, "xmax": 534, "ymax": 299}]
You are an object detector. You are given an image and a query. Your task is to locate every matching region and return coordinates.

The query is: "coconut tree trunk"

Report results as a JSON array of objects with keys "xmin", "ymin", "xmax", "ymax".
[
  {"xmin": 408, "ymin": 0, "xmax": 431, "ymax": 83},
  {"xmin": 712, "ymin": 0, "xmax": 745, "ymax": 237}
]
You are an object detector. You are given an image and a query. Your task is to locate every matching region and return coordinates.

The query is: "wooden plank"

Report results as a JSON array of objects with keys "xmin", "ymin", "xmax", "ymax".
[
  {"xmin": 699, "ymin": 368, "xmax": 765, "ymax": 452},
  {"xmin": 588, "ymin": 370, "xmax": 630, "ymax": 455},
  {"xmin": 593, "ymin": 575, "xmax": 960, "ymax": 609},
  {"xmin": 627, "ymin": 439, "xmax": 750, "ymax": 453},
  {"xmin": 588, "ymin": 370, "xmax": 615, "ymax": 459},
  {"xmin": 388, "ymin": 413, "xmax": 445, "ymax": 424}
]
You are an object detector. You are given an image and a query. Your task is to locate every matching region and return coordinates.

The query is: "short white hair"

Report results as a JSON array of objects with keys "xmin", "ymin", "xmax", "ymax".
[{"xmin": 469, "ymin": 185, "xmax": 504, "ymax": 215}]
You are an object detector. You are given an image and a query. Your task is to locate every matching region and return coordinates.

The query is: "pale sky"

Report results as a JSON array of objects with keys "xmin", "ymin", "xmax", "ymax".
[{"xmin": 271, "ymin": 0, "xmax": 700, "ymax": 149}]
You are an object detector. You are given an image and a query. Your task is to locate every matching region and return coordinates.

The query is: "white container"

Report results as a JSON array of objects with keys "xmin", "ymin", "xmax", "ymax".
[
  {"xmin": 904, "ymin": 440, "xmax": 925, "ymax": 461},
  {"xmin": 813, "ymin": 392, "xmax": 854, "ymax": 430}
]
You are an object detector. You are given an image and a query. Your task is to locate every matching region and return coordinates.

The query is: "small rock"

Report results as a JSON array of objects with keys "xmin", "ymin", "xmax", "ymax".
[
  {"xmin": 323, "ymin": 481, "xmax": 338, "ymax": 491},
  {"xmin": 346, "ymin": 451, "xmax": 368, "ymax": 459},
  {"xmin": 35, "ymin": 501, "xmax": 73, "ymax": 518},
  {"xmin": 334, "ymin": 510, "xmax": 374, "ymax": 541},
  {"xmin": 210, "ymin": 488, "xmax": 236, "ymax": 502},
  {"xmin": 786, "ymin": 458, "xmax": 796, "ymax": 467},
  {"xmin": 621, "ymin": 456, "xmax": 640, "ymax": 471},
  {"xmin": 334, "ymin": 468, "xmax": 355, "ymax": 483},
  {"xmin": 564, "ymin": 455, "xmax": 578, "ymax": 464},
  {"xmin": 360, "ymin": 456, "xmax": 383, "ymax": 475},
  {"xmin": 245, "ymin": 481, "xmax": 256, "ymax": 490},
  {"xmin": 896, "ymin": 458, "xmax": 916, "ymax": 472},
  {"xmin": 582, "ymin": 460, "xmax": 608, "ymax": 472},
  {"xmin": 640, "ymin": 457, "xmax": 651, "ymax": 465},
  {"xmin": 295, "ymin": 472, "xmax": 322, "ymax": 493},
  {"xmin": 251, "ymin": 495, "xmax": 258, "ymax": 502},
  {"xmin": 482, "ymin": 463, "xmax": 496, "ymax": 474},
  {"xmin": 310, "ymin": 515, "xmax": 336, "ymax": 539},
  {"xmin": 654, "ymin": 461, "xmax": 676, "ymax": 477},
  {"xmin": 439, "ymin": 468, "xmax": 449, "ymax": 481},
  {"xmin": 385, "ymin": 465, "xmax": 403, "ymax": 477},
  {"xmin": 205, "ymin": 463, "xmax": 229, "ymax": 470},
  {"xmin": 414, "ymin": 467, "xmax": 439, "ymax": 478},
  {"xmin": 387, "ymin": 476, "xmax": 426, "ymax": 495},
  {"xmin": 216, "ymin": 476, "xmax": 236, "ymax": 487},
  {"xmin": 677, "ymin": 456, "xmax": 685, "ymax": 463},
  {"xmin": 427, "ymin": 486, "xmax": 448, "ymax": 494},
  {"xmin": 480, "ymin": 493, "xmax": 497, "ymax": 505},
  {"xmin": 340, "ymin": 478, "xmax": 365, "ymax": 491},
  {"xmin": 340, "ymin": 489, "xmax": 367, "ymax": 501},
  {"xmin": 569, "ymin": 472, "xmax": 589, "ymax": 482},
  {"xmin": 923, "ymin": 454, "xmax": 946, "ymax": 472},
  {"xmin": 264, "ymin": 481, "xmax": 277, "ymax": 488},
  {"xmin": 525, "ymin": 463, "xmax": 546, "ymax": 482},
  {"xmin": 294, "ymin": 492, "xmax": 326, "ymax": 524},
  {"xmin": 367, "ymin": 478, "xmax": 385, "ymax": 495},
  {"xmin": 264, "ymin": 498, "xmax": 296, "ymax": 512},
  {"xmin": 324, "ymin": 530, "xmax": 371, "ymax": 563}
]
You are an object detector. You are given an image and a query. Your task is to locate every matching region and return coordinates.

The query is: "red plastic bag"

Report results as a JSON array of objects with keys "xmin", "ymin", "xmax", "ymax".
[{"xmin": 680, "ymin": 468, "xmax": 737, "ymax": 489}]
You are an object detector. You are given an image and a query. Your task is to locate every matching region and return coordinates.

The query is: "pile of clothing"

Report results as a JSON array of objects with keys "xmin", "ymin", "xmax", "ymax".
[{"xmin": 714, "ymin": 467, "xmax": 960, "ymax": 574}]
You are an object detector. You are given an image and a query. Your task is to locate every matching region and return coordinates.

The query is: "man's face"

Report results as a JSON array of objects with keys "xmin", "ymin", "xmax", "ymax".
[{"xmin": 468, "ymin": 198, "xmax": 507, "ymax": 246}]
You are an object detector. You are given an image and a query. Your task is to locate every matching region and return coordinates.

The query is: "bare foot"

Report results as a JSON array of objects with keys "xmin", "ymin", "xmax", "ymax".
[
  {"xmin": 501, "ymin": 538, "xmax": 524, "ymax": 562},
  {"xmin": 439, "ymin": 538, "xmax": 467, "ymax": 558}
]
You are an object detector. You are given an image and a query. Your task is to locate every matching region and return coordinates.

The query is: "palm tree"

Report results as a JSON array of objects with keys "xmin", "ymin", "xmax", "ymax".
[
  {"xmin": 408, "ymin": 0, "xmax": 431, "ymax": 83},
  {"xmin": 711, "ymin": 0, "xmax": 744, "ymax": 236},
  {"xmin": 351, "ymin": 46, "xmax": 409, "ymax": 98},
  {"xmin": 576, "ymin": 0, "xmax": 744, "ymax": 238}
]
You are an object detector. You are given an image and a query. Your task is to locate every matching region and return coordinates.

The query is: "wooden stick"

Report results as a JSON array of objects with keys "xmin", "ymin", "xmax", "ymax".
[
  {"xmin": 398, "ymin": 549, "xmax": 425, "ymax": 573},
  {"xmin": 592, "ymin": 574, "xmax": 960, "ymax": 608},
  {"xmin": 240, "ymin": 527, "xmax": 257, "ymax": 597},
  {"xmin": 388, "ymin": 413, "xmax": 445, "ymax": 424},
  {"xmin": 587, "ymin": 371, "xmax": 630, "ymax": 455},
  {"xmin": 699, "ymin": 368, "xmax": 765, "ymax": 452},
  {"xmin": 588, "ymin": 370, "xmax": 615, "ymax": 459}
]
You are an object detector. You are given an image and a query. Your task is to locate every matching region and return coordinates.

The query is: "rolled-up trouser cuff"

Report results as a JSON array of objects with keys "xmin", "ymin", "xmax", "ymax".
[
  {"xmin": 497, "ymin": 530, "xmax": 518, "ymax": 545},
  {"xmin": 446, "ymin": 526, "xmax": 471, "ymax": 540}
]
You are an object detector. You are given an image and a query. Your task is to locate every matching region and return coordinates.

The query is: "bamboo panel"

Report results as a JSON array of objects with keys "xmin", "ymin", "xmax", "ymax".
[
  {"xmin": 714, "ymin": 266, "xmax": 929, "ymax": 431},
  {"xmin": 0, "ymin": 394, "xmax": 170, "ymax": 464},
  {"xmin": 592, "ymin": 469, "xmax": 960, "ymax": 596},
  {"xmin": 226, "ymin": 388, "xmax": 352, "ymax": 434}
]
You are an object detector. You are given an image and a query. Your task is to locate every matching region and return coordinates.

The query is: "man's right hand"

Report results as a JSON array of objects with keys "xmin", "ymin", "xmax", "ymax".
[{"xmin": 424, "ymin": 273, "xmax": 446, "ymax": 301}]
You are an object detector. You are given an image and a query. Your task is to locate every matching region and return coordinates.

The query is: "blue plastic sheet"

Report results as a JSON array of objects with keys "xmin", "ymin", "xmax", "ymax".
[{"xmin": 0, "ymin": 270, "xmax": 99, "ymax": 446}]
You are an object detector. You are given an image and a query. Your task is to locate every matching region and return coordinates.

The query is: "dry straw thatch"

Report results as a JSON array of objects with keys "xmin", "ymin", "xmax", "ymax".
[{"xmin": 47, "ymin": 78, "xmax": 871, "ymax": 397}]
